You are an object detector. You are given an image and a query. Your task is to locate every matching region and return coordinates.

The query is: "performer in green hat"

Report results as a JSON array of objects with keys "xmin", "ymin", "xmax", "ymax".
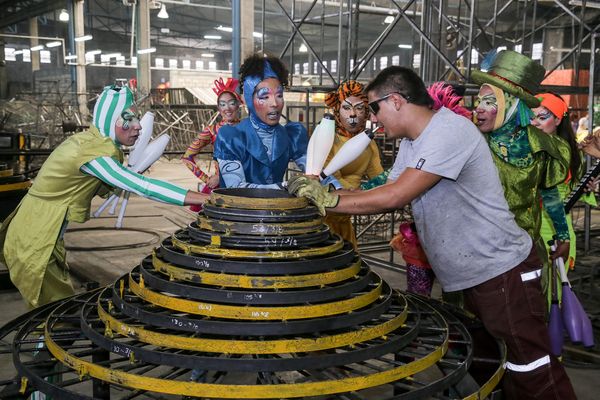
[
  {"xmin": 473, "ymin": 50, "xmax": 571, "ymax": 264},
  {"xmin": 0, "ymin": 85, "xmax": 207, "ymax": 308}
]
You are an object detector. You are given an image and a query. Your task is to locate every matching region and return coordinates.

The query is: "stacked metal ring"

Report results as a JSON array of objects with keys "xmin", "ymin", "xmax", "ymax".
[{"xmin": 1, "ymin": 188, "xmax": 506, "ymax": 399}]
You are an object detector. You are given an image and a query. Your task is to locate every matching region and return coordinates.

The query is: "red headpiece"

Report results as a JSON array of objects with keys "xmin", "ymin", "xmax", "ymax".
[{"xmin": 212, "ymin": 77, "xmax": 243, "ymax": 103}]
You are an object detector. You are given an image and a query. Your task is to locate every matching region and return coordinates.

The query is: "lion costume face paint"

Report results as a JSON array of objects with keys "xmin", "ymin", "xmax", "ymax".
[{"xmin": 325, "ymin": 80, "xmax": 369, "ymax": 137}]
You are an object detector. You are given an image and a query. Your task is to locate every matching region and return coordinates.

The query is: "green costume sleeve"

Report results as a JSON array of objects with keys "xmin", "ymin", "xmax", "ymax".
[
  {"xmin": 540, "ymin": 186, "xmax": 570, "ymax": 241},
  {"xmin": 360, "ymin": 170, "xmax": 390, "ymax": 190}
]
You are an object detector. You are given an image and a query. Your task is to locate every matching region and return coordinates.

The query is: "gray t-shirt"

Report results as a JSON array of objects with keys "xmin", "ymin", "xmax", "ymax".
[{"xmin": 390, "ymin": 107, "xmax": 532, "ymax": 291}]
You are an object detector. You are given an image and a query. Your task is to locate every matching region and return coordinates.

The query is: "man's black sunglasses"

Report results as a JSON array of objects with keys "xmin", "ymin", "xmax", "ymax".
[{"xmin": 368, "ymin": 92, "xmax": 410, "ymax": 115}]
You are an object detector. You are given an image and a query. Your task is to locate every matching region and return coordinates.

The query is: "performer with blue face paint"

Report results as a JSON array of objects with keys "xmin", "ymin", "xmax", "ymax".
[{"xmin": 213, "ymin": 54, "xmax": 308, "ymax": 189}]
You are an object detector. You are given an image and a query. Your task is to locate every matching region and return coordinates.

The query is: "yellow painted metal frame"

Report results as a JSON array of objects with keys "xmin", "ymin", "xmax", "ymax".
[
  {"xmin": 171, "ymin": 233, "xmax": 344, "ymax": 259},
  {"xmin": 128, "ymin": 273, "xmax": 382, "ymax": 320},
  {"xmin": 196, "ymin": 215, "xmax": 323, "ymax": 235},
  {"xmin": 0, "ymin": 180, "xmax": 31, "ymax": 192},
  {"xmin": 209, "ymin": 192, "xmax": 308, "ymax": 209},
  {"xmin": 44, "ymin": 323, "xmax": 448, "ymax": 398},
  {"xmin": 97, "ymin": 297, "xmax": 407, "ymax": 354},
  {"xmin": 463, "ymin": 342, "xmax": 506, "ymax": 400},
  {"xmin": 151, "ymin": 252, "xmax": 361, "ymax": 289}
]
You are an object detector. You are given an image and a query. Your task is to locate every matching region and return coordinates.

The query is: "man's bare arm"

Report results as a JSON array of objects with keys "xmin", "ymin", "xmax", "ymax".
[{"xmin": 333, "ymin": 168, "xmax": 442, "ymax": 214}]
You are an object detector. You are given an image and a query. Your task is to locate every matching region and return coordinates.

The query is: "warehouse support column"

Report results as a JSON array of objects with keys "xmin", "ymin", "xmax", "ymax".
[
  {"xmin": 232, "ymin": 0, "xmax": 240, "ymax": 79},
  {"xmin": 0, "ymin": 39, "xmax": 7, "ymax": 99},
  {"xmin": 74, "ymin": 0, "xmax": 88, "ymax": 119},
  {"xmin": 29, "ymin": 17, "xmax": 40, "ymax": 96},
  {"xmin": 241, "ymin": 0, "xmax": 254, "ymax": 61},
  {"xmin": 137, "ymin": 0, "xmax": 151, "ymax": 96}
]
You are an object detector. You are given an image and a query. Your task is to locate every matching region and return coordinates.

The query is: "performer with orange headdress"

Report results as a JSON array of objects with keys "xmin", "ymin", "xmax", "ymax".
[
  {"xmin": 181, "ymin": 77, "xmax": 242, "ymax": 203},
  {"xmin": 322, "ymin": 80, "xmax": 384, "ymax": 248}
]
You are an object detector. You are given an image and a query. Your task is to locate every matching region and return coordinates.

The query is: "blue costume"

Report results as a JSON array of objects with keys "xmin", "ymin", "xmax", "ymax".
[
  {"xmin": 214, "ymin": 118, "xmax": 307, "ymax": 187},
  {"xmin": 213, "ymin": 59, "xmax": 307, "ymax": 189}
]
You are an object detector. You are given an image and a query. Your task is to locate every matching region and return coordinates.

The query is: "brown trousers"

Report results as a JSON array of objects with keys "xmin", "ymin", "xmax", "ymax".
[{"xmin": 464, "ymin": 247, "xmax": 576, "ymax": 400}]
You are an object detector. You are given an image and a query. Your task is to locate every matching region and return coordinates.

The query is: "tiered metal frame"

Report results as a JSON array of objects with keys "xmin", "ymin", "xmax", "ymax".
[{"xmin": 0, "ymin": 188, "xmax": 506, "ymax": 399}]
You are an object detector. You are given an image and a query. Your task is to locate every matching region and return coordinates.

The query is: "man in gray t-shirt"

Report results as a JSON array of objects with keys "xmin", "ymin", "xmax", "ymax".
[
  {"xmin": 389, "ymin": 106, "xmax": 531, "ymax": 291},
  {"xmin": 288, "ymin": 67, "xmax": 575, "ymax": 399}
]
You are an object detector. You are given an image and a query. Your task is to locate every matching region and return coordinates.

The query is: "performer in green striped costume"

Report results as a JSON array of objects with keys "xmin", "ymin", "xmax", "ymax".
[{"xmin": 0, "ymin": 85, "xmax": 207, "ymax": 308}]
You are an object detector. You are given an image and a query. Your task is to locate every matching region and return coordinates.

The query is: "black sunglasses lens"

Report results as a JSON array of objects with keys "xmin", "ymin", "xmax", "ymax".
[{"xmin": 369, "ymin": 102, "xmax": 379, "ymax": 115}]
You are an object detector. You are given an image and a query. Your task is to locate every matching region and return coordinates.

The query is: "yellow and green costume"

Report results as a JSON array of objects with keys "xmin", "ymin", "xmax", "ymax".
[
  {"xmin": 322, "ymin": 80, "xmax": 384, "ymax": 248},
  {"xmin": 0, "ymin": 126, "xmax": 121, "ymax": 308},
  {"xmin": 489, "ymin": 126, "xmax": 570, "ymax": 241},
  {"xmin": 540, "ymin": 151, "xmax": 597, "ymax": 270}
]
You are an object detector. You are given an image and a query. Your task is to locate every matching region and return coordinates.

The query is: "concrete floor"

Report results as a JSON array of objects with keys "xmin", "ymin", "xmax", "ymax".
[{"xmin": 1, "ymin": 159, "xmax": 599, "ymax": 398}]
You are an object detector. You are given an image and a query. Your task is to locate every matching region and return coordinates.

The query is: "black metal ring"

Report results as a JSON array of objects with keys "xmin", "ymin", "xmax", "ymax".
[
  {"xmin": 196, "ymin": 215, "xmax": 324, "ymax": 236},
  {"xmin": 137, "ymin": 257, "xmax": 376, "ymax": 305},
  {"xmin": 111, "ymin": 277, "xmax": 394, "ymax": 336},
  {"xmin": 187, "ymin": 221, "xmax": 332, "ymax": 249},
  {"xmin": 158, "ymin": 237, "xmax": 356, "ymax": 275},
  {"xmin": 202, "ymin": 203, "xmax": 320, "ymax": 223},
  {"xmin": 82, "ymin": 288, "xmax": 418, "ymax": 373},
  {"xmin": 210, "ymin": 188, "xmax": 308, "ymax": 210}
]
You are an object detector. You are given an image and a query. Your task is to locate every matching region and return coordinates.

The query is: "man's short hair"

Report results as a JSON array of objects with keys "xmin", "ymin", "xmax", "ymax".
[{"xmin": 365, "ymin": 66, "xmax": 434, "ymax": 108}]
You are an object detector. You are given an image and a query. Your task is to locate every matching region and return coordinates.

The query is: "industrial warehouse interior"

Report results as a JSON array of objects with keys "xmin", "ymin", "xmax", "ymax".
[{"xmin": 0, "ymin": 1, "xmax": 600, "ymax": 399}]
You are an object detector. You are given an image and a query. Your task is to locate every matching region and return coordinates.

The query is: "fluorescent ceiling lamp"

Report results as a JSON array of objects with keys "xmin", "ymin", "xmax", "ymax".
[
  {"xmin": 74, "ymin": 35, "xmax": 93, "ymax": 42},
  {"xmin": 85, "ymin": 50, "xmax": 102, "ymax": 56},
  {"xmin": 30, "ymin": 45, "xmax": 44, "ymax": 51},
  {"xmin": 299, "ymin": 43, "xmax": 308, "ymax": 53},
  {"xmin": 216, "ymin": 25, "xmax": 233, "ymax": 32},
  {"xmin": 59, "ymin": 9, "xmax": 69, "ymax": 22},
  {"xmin": 204, "ymin": 35, "xmax": 222, "ymax": 40},
  {"xmin": 569, "ymin": 0, "xmax": 600, "ymax": 9},
  {"xmin": 398, "ymin": 44, "xmax": 412, "ymax": 49},
  {"xmin": 201, "ymin": 53, "xmax": 215, "ymax": 58},
  {"xmin": 384, "ymin": 15, "xmax": 394, "ymax": 24},
  {"xmin": 157, "ymin": 4, "xmax": 169, "ymax": 19},
  {"xmin": 64, "ymin": 54, "xmax": 77, "ymax": 60},
  {"xmin": 14, "ymin": 50, "xmax": 23, "ymax": 55},
  {"xmin": 253, "ymin": 32, "xmax": 263, "ymax": 38},
  {"xmin": 137, "ymin": 47, "xmax": 157, "ymax": 54},
  {"xmin": 46, "ymin": 41, "xmax": 62, "ymax": 48},
  {"xmin": 161, "ymin": 27, "xmax": 170, "ymax": 33}
]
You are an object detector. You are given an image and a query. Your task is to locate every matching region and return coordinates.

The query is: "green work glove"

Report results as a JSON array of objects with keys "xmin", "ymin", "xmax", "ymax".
[{"xmin": 287, "ymin": 175, "xmax": 340, "ymax": 216}]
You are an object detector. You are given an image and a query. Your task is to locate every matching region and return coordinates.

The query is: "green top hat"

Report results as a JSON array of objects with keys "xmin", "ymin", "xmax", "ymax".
[{"xmin": 471, "ymin": 50, "xmax": 545, "ymax": 108}]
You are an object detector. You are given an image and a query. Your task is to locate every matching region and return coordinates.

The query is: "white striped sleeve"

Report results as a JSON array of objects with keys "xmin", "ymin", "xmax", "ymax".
[{"xmin": 81, "ymin": 156, "xmax": 188, "ymax": 205}]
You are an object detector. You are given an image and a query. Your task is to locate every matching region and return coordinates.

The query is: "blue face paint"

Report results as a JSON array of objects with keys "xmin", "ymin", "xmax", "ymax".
[{"xmin": 242, "ymin": 60, "xmax": 279, "ymax": 117}]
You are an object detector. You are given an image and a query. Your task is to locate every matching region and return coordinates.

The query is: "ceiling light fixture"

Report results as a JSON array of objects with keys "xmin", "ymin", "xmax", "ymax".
[
  {"xmin": 46, "ymin": 41, "xmax": 62, "ymax": 48},
  {"xmin": 137, "ymin": 47, "xmax": 157, "ymax": 54},
  {"xmin": 216, "ymin": 25, "xmax": 233, "ymax": 32},
  {"xmin": 30, "ymin": 45, "xmax": 44, "ymax": 51},
  {"xmin": 161, "ymin": 27, "xmax": 170, "ymax": 33},
  {"xmin": 204, "ymin": 35, "xmax": 222, "ymax": 40},
  {"xmin": 398, "ymin": 44, "xmax": 412, "ymax": 49},
  {"xmin": 59, "ymin": 9, "xmax": 69, "ymax": 22},
  {"xmin": 201, "ymin": 53, "xmax": 214, "ymax": 58},
  {"xmin": 299, "ymin": 43, "xmax": 308, "ymax": 53},
  {"xmin": 157, "ymin": 4, "xmax": 169, "ymax": 19},
  {"xmin": 252, "ymin": 32, "xmax": 263, "ymax": 38},
  {"xmin": 384, "ymin": 15, "xmax": 394, "ymax": 24},
  {"xmin": 74, "ymin": 35, "xmax": 93, "ymax": 42},
  {"xmin": 85, "ymin": 50, "xmax": 102, "ymax": 56},
  {"xmin": 64, "ymin": 54, "xmax": 77, "ymax": 60},
  {"xmin": 14, "ymin": 50, "xmax": 23, "ymax": 55},
  {"xmin": 569, "ymin": 0, "xmax": 600, "ymax": 9},
  {"xmin": 105, "ymin": 53, "xmax": 122, "ymax": 58}
]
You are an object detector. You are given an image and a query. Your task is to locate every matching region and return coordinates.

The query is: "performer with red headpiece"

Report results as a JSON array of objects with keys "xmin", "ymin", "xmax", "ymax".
[{"xmin": 181, "ymin": 77, "xmax": 242, "ymax": 203}]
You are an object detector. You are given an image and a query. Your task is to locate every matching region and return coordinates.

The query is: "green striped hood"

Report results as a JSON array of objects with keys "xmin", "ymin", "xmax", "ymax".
[{"xmin": 92, "ymin": 85, "xmax": 135, "ymax": 142}]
